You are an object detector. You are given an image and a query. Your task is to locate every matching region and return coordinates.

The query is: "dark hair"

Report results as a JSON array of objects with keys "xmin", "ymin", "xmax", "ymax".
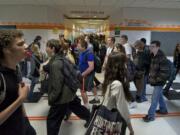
[
  {"xmin": 46, "ymin": 39, "xmax": 62, "ymax": 54},
  {"xmin": 151, "ymin": 40, "xmax": 161, "ymax": 47},
  {"xmin": 78, "ymin": 37, "xmax": 88, "ymax": 49},
  {"xmin": 115, "ymin": 43, "xmax": 125, "ymax": 54},
  {"xmin": 140, "ymin": 38, "xmax": 146, "ymax": 44},
  {"xmin": 34, "ymin": 35, "xmax": 42, "ymax": 42},
  {"xmin": 111, "ymin": 37, "xmax": 115, "ymax": 44},
  {"xmin": 134, "ymin": 40, "xmax": 144, "ymax": 50},
  {"xmin": 86, "ymin": 35, "xmax": 93, "ymax": 44},
  {"xmin": 108, "ymin": 36, "xmax": 115, "ymax": 44},
  {"xmin": 59, "ymin": 34, "xmax": 64, "ymax": 38},
  {"xmin": 102, "ymin": 52, "xmax": 131, "ymax": 101},
  {"xmin": 0, "ymin": 30, "xmax": 23, "ymax": 60},
  {"xmin": 121, "ymin": 35, "xmax": 128, "ymax": 41}
]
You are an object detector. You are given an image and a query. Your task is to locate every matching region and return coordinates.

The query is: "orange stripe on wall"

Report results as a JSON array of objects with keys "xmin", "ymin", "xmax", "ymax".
[
  {"xmin": 0, "ymin": 22, "xmax": 65, "ymax": 29},
  {"xmin": 1, "ymin": 23, "xmax": 180, "ymax": 31},
  {"xmin": 109, "ymin": 26, "xmax": 180, "ymax": 32},
  {"xmin": 16, "ymin": 24, "xmax": 65, "ymax": 29},
  {"xmin": 28, "ymin": 112, "xmax": 180, "ymax": 121}
]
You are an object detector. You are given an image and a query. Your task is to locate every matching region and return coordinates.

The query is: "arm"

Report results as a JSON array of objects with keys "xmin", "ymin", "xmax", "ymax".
[
  {"xmin": 82, "ymin": 61, "xmax": 94, "ymax": 77},
  {"xmin": 102, "ymin": 55, "xmax": 108, "ymax": 70},
  {"xmin": 156, "ymin": 58, "xmax": 170, "ymax": 82},
  {"xmin": 111, "ymin": 81, "xmax": 134, "ymax": 134},
  {"xmin": 42, "ymin": 59, "xmax": 50, "ymax": 73},
  {"xmin": 0, "ymin": 84, "xmax": 29, "ymax": 125},
  {"xmin": 29, "ymin": 57, "xmax": 35, "ymax": 77}
]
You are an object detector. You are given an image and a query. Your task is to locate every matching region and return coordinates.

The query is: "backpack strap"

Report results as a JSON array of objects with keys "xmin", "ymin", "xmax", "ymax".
[{"xmin": 0, "ymin": 72, "xmax": 6, "ymax": 103}]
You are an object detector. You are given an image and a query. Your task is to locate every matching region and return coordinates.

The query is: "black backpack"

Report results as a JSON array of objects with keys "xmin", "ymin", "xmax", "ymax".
[
  {"xmin": 85, "ymin": 51, "xmax": 102, "ymax": 73},
  {"xmin": 62, "ymin": 57, "xmax": 82, "ymax": 93},
  {"xmin": 94, "ymin": 55, "xmax": 102, "ymax": 73}
]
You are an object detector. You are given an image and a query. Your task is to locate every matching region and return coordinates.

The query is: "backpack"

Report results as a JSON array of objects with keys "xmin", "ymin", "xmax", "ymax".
[
  {"xmin": 94, "ymin": 55, "xmax": 102, "ymax": 73},
  {"xmin": 62, "ymin": 57, "xmax": 82, "ymax": 93},
  {"xmin": 0, "ymin": 72, "xmax": 6, "ymax": 104},
  {"xmin": 85, "ymin": 51, "xmax": 102, "ymax": 73},
  {"xmin": 166, "ymin": 59, "xmax": 176, "ymax": 81}
]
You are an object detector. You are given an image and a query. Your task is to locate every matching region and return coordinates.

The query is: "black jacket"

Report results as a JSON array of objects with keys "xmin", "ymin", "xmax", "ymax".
[
  {"xmin": 48, "ymin": 54, "xmax": 76, "ymax": 105},
  {"xmin": 149, "ymin": 50, "xmax": 169, "ymax": 86}
]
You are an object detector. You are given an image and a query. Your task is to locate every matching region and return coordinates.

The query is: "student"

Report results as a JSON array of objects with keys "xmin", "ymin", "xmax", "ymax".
[
  {"xmin": 46, "ymin": 39, "xmax": 90, "ymax": 135},
  {"xmin": 143, "ymin": 41, "xmax": 169, "ymax": 122},
  {"xmin": 120, "ymin": 35, "xmax": 132, "ymax": 59},
  {"xmin": 113, "ymin": 43, "xmax": 137, "ymax": 108},
  {"xmin": 77, "ymin": 37, "xmax": 100, "ymax": 107},
  {"xmin": 140, "ymin": 38, "xmax": 151, "ymax": 102},
  {"xmin": 102, "ymin": 52, "xmax": 134, "ymax": 135},
  {"xmin": 0, "ymin": 30, "xmax": 31, "ymax": 135},
  {"xmin": 28, "ymin": 44, "xmax": 42, "ymax": 101},
  {"xmin": 173, "ymin": 43, "xmax": 180, "ymax": 74},
  {"xmin": 102, "ymin": 37, "xmax": 115, "ymax": 70}
]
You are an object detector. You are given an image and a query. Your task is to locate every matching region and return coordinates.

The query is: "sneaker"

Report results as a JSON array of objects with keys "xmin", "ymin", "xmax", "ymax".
[
  {"xmin": 156, "ymin": 110, "xmax": 168, "ymax": 115},
  {"xmin": 129, "ymin": 101, "xmax": 137, "ymax": 109},
  {"xmin": 143, "ymin": 115, "xmax": 155, "ymax": 122},
  {"xmin": 89, "ymin": 98, "xmax": 100, "ymax": 104},
  {"xmin": 141, "ymin": 97, "xmax": 148, "ymax": 102},
  {"xmin": 84, "ymin": 121, "xmax": 89, "ymax": 128}
]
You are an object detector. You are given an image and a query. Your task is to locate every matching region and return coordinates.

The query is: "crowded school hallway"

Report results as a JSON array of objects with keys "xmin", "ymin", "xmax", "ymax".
[{"xmin": 0, "ymin": 0, "xmax": 180, "ymax": 135}]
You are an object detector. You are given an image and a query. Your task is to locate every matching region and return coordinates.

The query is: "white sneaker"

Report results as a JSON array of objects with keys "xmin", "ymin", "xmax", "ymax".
[{"xmin": 129, "ymin": 101, "xmax": 137, "ymax": 109}]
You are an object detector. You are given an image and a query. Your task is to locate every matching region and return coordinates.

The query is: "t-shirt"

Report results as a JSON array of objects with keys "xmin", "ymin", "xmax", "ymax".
[
  {"xmin": 87, "ymin": 43, "xmax": 93, "ymax": 52},
  {"xmin": 79, "ymin": 49, "xmax": 94, "ymax": 73},
  {"xmin": 106, "ymin": 47, "xmax": 113, "ymax": 56},
  {"xmin": 123, "ymin": 43, "xmax": 132, "ymax": 56},
  {"xmin": 0, "ymin": 66, "xmax": 25, "ymax": 135}
]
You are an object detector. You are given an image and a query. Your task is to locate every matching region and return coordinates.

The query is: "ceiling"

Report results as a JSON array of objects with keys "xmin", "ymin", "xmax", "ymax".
[
  {"xmin": 1, "ymin": 0, "xmax": 180, "ymax": 31},
  {"xmin": 0, "ymin": 0, "xmax": 180, "ymax": 9}
]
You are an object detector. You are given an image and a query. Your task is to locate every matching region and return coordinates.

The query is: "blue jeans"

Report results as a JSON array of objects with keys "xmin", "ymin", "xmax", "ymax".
[
  {"xmin": 148, "ymin": 86, "xmax": 167, "ymax": 119},
  {"xmin": 28, "ymin": 76, "xmax": 39, "ymax": 100},
  {"xmin": 141, "ymin": 75, "xmax": 148, "ymax": 101}
]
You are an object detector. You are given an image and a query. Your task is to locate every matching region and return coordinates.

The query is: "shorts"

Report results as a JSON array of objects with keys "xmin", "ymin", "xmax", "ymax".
[{"xmin": 82, "ymin": 72, "xmax": 95, "ymax": 92}]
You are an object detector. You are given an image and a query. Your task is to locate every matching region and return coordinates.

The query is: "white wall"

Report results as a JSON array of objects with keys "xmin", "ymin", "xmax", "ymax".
[
  {"xmin": 20, "ymin": 29, "xmax": 64, "ymax": 51},
  {"xmin": 121, "ymin": 8, "xmax": 180, "ymax": 25},
  {"xmin": 109, "ymin": 30, "xmax": 151, "ymax": 45},
  {"xmin": 120, "ymin": 30, "xmax": 151, "ymax": 45}
]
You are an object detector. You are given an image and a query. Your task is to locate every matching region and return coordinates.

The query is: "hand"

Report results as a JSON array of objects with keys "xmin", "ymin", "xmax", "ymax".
[
  {"xmin": 102, "ymin": 66, "xmax": 105, "ymax": 71},
  {"xmin": 18, "ymin": 83, "xmax": 29, "ymax": 101},
  {"xmin": 130, "ymin": 130, "xmax": 134, "ymax": 135}
]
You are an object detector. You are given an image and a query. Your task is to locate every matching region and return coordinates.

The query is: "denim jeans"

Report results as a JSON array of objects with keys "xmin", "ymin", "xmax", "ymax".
[
  {"xmin": 148, "ymin": 86, "xmax": 167, "ymax": 119},
  {"xmin": 28, "ymin": 76, "xmax": 39, "ymax": 100},
  {"xmin": 141, "ymin": 75, "xmax": 148, "ymax": 101}
]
